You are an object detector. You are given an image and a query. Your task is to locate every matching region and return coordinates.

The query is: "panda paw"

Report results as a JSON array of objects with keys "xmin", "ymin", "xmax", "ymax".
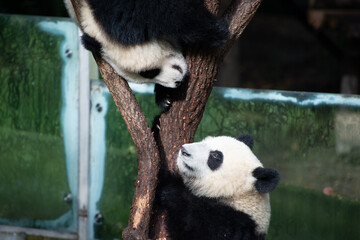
[
  {"xmin": 155, "ymin": 85, "xmax": 172, "ymax": 111},
  {"xmin": 156, "ymin": 54, "xmax": 187, "ymax": 89},
  {"xmin": 155, "ymin": 84, "xmax": 178, "ymax": 112},
  {"xmin": 157, "ymin": 97, "xmax": 172, "ymax": 111}
]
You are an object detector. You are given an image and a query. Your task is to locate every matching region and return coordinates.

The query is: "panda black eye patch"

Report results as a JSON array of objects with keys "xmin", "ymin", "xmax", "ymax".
[
  {"xmin": 139, "ymin": 68, "xmax": 161, "ymax": 79},
  {"xmin": 207, "ymin": 150, "xmax": 223, "ymax": 171}
]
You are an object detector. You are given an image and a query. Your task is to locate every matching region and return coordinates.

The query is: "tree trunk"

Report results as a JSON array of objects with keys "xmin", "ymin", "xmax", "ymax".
[{"xmin": 69, "ymin": 1, "xmax": 262, "ymax": 239}]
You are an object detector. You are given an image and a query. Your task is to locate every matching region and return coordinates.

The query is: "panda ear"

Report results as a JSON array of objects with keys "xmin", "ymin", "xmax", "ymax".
[
  {"xmin": 253, "ymin": 167, "xmax": 280, "ymax": 193},
  {"xmin": 236, "ymin": 134, "xmax": 254, "ymax": 149}
]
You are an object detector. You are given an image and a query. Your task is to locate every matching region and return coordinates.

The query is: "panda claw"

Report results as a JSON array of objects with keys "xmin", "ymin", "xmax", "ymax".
[{"xmin": 155, "ymin": 84, "xmax": 175, "ymax": 111}]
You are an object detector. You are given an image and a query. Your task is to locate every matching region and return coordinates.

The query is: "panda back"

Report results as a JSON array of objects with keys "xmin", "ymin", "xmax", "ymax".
[
  {"xmin": 86, "ymin": 0, "xmax": 228, "ymax": 46},
  {"xmin": 157, "ymin": 171, "xmax": 266, "ymax": 240}
]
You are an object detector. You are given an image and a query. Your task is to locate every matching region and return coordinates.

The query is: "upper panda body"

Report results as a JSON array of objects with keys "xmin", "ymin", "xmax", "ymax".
[
  {"xmin": 64, "ymin": 0, "xmax": 228, "ymax": 108},
  {"xmin": 157, "ymin": 135, "xmax": 279, "ymax": 240}
]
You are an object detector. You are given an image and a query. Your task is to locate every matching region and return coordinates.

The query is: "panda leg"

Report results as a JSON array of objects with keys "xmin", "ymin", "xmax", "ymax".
[
  {"xmin": 154, "ymin": 84, "xmax": 174, "ymax": 111},
  {"xmin": 81, "ymin": 33, "xmax": 102, "ymax": 54},
  {"xmin": 152, "ymin": 53, "xmax": 188, "ymax": 89},
  {"xmin": 154, "ymin": 81, "xmax": 188, "ymax": 112}
]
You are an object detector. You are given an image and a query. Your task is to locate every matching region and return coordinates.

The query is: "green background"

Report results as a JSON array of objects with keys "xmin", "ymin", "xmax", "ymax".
[{"xmin": 0, "ymin": 14, "xmax": 359, "ymax": 240}]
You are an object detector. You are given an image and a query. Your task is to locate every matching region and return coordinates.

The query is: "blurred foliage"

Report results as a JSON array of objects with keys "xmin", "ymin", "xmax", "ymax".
[
  {"xmin": 0, "ymin": 15, "xmax": 72, "ymax": 230},
  {"xmin": 1, "ymin": 13, "xmax": 359, "ymax": 240},
  {"xmin": 0, "ymin": 128, "xmax": 70, "ymax": 220},
  {"xmin": 0, "ymin": 14, "xmax": 63, "ymax": 135},
  {"xmin": 269, "ymin": 184, "xmax": 360, "ymax": 240}
]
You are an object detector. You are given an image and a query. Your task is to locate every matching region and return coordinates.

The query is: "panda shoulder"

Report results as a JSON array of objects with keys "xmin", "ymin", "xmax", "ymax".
[{"xmin": 157, "ymin": 169, "xmax": 187, "ymax": 203}]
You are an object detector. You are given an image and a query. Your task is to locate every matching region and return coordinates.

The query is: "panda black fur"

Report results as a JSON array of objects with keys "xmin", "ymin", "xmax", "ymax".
[
  {"xmin": 81, "ymin": 0, "xmax": 228, "ymax": 47},
  {"xmin": 157, "ymin": 134, "xmax": 279, "ymax": 240},
  {"xmin": 64, "ymin": 0, "xmax": 228, "ymax": 108}
]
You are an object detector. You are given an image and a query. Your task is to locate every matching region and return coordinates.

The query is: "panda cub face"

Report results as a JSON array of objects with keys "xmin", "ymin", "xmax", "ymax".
[
  {"xmin": 177, "ymin": 135, "xmax": 279, "ymax": 199},
  {"xmin": 177, "ymin": 135, "xmax": 279, "ymax": 235}
]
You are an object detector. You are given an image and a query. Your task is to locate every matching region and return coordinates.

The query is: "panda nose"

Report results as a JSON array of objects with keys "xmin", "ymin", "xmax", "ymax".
[{"xmin": 181, "ymin": 147, "xmax": 191, "ymax": 157}]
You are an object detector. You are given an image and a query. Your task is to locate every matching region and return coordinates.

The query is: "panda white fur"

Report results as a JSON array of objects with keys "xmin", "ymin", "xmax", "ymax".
[
  {"xmin": 157, "ymin": 134, "xmax": 279, "ymax": 240},
  {"xmin": 64, "ymin": 0, "xmax": 228, "ymax": 107}
]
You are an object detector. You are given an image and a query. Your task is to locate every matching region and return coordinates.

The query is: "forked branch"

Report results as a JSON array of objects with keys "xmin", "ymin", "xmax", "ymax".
[{"xmin": 68, "ymin": 0, "xmax": 262, "ymax": 239}]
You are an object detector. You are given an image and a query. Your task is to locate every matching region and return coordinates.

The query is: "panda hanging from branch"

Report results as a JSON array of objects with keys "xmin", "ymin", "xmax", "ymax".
[{"xmin": 64, "ymin": 0, "xmax": 228, "ymax": 109}]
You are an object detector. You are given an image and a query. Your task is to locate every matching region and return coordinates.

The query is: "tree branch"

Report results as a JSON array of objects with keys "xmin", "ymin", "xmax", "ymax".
[
  {"xmin": 220, "ymin": 0, "xmax": 262, "ymax": 57},
  {"xmin": 158, "ymin": 53, "xmax": 219, "ymax": 171},
  {"xmin": 151, "ymin": 1, "xmax": 262, "ymax": 239},
  {"xmin": 94, "ymin": 56, "xmax": 161, "ymax": 240},
  {"xmin": 69, "ymin": 1, "xmax": 161, "ymax": 239},
  {"xmin": 69, "ymin": 0, "xmax": 82, "ymax": 21},
  {"xmin": 157, "ymin": 0, "xmax": 262, "ymax": 171},
  {"xmin": 150, "ymin": 52, "xmax": 219, "ymax": 240},
  {"xmin": 204, "ymin": 0, "xmax": 221, "ymax": 15}
]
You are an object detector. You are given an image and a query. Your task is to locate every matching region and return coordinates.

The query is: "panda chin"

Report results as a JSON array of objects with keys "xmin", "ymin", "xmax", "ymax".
[
  {"xmin": 183, "ymin": 162, "xmax": 195, "ymax": 172},
  {"xmin": 177, "ymin": 159, "xmax": 197, "ymax": 178}
]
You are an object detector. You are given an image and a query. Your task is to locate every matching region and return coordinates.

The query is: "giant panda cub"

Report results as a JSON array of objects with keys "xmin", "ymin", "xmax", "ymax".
[
  {"xmin": 158, "ymin": 134, "xmax": 280, "ymax": 240},
  {"xmin": 64, "ymin": 0, "xmax": 228, "ymax": 109}
]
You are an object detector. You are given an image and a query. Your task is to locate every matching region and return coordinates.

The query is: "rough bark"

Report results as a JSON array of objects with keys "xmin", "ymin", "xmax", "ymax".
[
  {"xmin": 157, "ymin": 53, "xmax": 219, "ymax": 171},
  {"xmin": 221, "ymin": 0, "xmax": 262, "ymax": 57},
  {"xmin": 149, "ymin": 52, "xmax": 220, "ymax": 240},
  {"xmin": 204, "ymin": 0, "xmax": 221, "ymax": 15},
  {"xmin": 93, "ymin": 55, "xmax": 161, "ymax": 240},
  {"xmin": 68, "ymin": 0, "xmax": 261, "ymax": 239}
]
